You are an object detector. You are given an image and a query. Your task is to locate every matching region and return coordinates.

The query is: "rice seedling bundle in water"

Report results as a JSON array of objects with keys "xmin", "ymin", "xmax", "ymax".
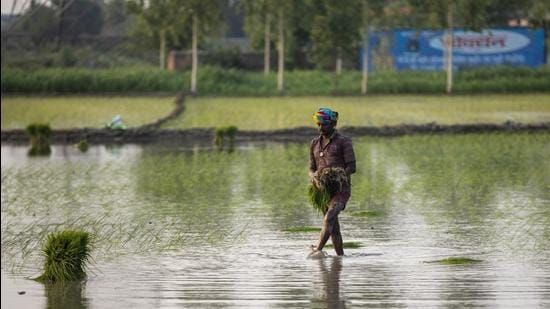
[
  {"xmin": 308, "ymin": 167, "xmax": 348, "ymax": 214},
  {"xmin": 36, "ymin": 230, "xmax": 91, "ymax": 282},
  {"xmin": 26, "ymin": 123, "xmax": 52, "ymax": 156}
]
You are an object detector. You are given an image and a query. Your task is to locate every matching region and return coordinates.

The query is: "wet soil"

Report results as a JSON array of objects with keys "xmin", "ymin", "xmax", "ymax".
[{"xmin": 2, "ymin": 122, "xmax": 548, "ymax": 146}]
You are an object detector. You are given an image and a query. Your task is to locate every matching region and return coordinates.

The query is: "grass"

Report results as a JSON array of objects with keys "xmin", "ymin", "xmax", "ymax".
[
  {"xmin": 162, "ymin": 94, "xmax": 550, "ymax": 131},
  {"xmin": 284, "ymin": 226, "xmax": 322, "ymax": 233},
  {"xmin": 425, "ymin": 257, "xmax": 483, "ymax": 265},
  {"xmin": 348, "ymin": 210, "xmax": 384, "ymax": 218},
  {"xmin": 325, "ymin": 241, "xmax": 363, "ymax": 249},
  {"xmin": 1, "ymin": 96, "xmax": 175, "ymax": 130},
  {"xmin": 35, "ymin": 230, "xmax": 92, "ymax": 282}
]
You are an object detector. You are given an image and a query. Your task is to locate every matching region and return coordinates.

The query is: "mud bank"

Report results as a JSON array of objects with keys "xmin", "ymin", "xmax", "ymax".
[{"xmin": 2, "ymin": 122, "xmax": 548, "ymax": 145}]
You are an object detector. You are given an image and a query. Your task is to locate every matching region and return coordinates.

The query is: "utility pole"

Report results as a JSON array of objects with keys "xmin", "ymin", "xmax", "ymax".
[{"xmin": 56, "ymin": 0, "xmax": 66, "ymax": 50}]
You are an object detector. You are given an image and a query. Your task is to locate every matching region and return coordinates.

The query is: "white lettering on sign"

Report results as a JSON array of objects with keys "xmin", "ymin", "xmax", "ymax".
[{"xmin": 429, "ymin": 30, "xmax": 530, "ymax": 54}]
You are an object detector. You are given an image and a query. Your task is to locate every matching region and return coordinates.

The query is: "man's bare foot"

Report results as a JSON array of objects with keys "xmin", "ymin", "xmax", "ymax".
[{"xmin": 307, "ymin": 245, "xmax": 327, "ymax": 258}]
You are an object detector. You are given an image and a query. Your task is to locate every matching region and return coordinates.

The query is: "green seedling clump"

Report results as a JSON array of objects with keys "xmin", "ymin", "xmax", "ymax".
[
  {"xmin": 425, "ymin": 257, "xmax": 482, "ymax": 265},
  {"xmin": 213, "ymin": 127, "xmax": 225, "ymax": 148},
  {"xmin": 285, "ymin": 226, "xmax": 322, "ymax": 233},
  {"xmin": 36, "ymin": 230, "xmax": 92, "ymax": 282},
  {"xmin": 325, "ymin": 241, "xmax": 362, "ymax": 249},
  {"xmin": 349, "ymin": 210, "xmax": 384, "ymax": 218},
  {"xmin": 309, "ymin": 167, "xmax": 348, "ymax": 214},
  {"xmin": 76, "ymin": 139, "xmax": 89, "ymax": 153},
  {"xmin": 26, "ymin": 123, "xmax": 52, "ymax": 156},
  {"xmin": 213, "ymin": 125, "xmax": 239, "ymax": 151},
  {"xmin": 226, "ymin": 125, "xmax": 238, "ymax": 147}
]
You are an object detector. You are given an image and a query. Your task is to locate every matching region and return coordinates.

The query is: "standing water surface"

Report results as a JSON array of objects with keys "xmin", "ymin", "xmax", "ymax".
[{"xmin": 1, "ymin": 133, "xmax": 549, "ymax": 308}]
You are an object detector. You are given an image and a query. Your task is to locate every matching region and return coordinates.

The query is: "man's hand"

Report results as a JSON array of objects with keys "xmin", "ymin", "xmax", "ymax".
[{"xmin": 309, "ymin": 170, "xmax": 320, "ymax": 187}]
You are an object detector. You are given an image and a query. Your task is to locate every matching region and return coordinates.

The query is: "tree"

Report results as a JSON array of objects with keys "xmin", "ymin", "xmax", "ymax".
[
  {"xmin": 103, "ymin": 0, "xmax": 128, "ymax": 35},
  {"xmin": 360, "ymin": 0, "xmax": 386, "ymax": 94},
  {"xmin": 270, "ymin": 0, "xmax": 293, "ymax": 92},
  {"xmin": 408, "ymin": 0, "xmax": 493, "ymax": 94},
  {"xmin": 241, "ymin": 0, "xmax": 275, "ymax": 75},
  {"xmin": 51, "ymin": 0, "xmax": 104, "ymax": 48},
  {"xmin": 181, "ymin": 0, "xmax": 221, "ymax": 94},
  {"xmin": 126, "ymin": 0, "xmax": 183, "ymax": 69},
  {"xmin": 16, "ymin": 4, "xmax": 58, "ymax": 46},
  {"xmin": 277, "ymin": 3, "xmax": 285, "ymax": 92},
  {"xmin": 309, "ymin": 0, "xmax": 363, "ymax": 93}
]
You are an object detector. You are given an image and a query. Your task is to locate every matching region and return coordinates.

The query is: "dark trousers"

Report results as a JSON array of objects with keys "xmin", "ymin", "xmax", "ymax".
[{"xmin": 316, "ymin": 191, "xmax": 350, "ymax": 256}]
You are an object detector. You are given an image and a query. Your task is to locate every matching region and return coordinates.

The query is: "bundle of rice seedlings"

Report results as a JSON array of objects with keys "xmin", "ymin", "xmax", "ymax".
[
  {"xmin": 213, "ymin": 127, "xmax": 224, "ymax": 148},
  {"xmin": 26, "ymin": 123, "xmax": 52, "ymax": 156},
  {"xmin": 308, "ymin": 167, "xmax": 348, "ymax": 214},
  {"xmin": 76, "ymin": 139, "xmax": 89, "ymax": 153},
  {"xmin": 36, "ymin": 230, "xmax": 92, "ymax": 282},
  {"xmin": 213, "ymin": 126, "xmax": 239, "ymax": 151}
]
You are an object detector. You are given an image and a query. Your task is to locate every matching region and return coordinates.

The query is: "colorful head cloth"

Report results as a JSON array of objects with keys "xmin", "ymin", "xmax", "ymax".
[{"xmin": 312, "ymin": 107, "xmax": 338, "ymax": 125}]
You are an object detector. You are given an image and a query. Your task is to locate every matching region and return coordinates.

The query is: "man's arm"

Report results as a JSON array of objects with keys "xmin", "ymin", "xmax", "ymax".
[
  {"xmin": 309, "ymin": 139, "xmax": 317, "ymax": 178},
  {"xmin": 343, "ymin": 137, "xmax": 356, "ymax": 176}
]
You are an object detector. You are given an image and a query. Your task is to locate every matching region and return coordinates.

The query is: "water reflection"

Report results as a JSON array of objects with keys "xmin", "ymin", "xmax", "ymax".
[
  {"xmin": 311, "ymin": 257, "xmax": 346, "ymax": 309},
  {"xmin": 44, "ymin": 281, "xmax": 87, "ymax": 309}
]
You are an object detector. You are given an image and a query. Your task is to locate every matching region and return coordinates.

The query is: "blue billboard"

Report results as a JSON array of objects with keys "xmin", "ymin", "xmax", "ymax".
[{"xmin": 363, "ymin": 28, "xmax": 545, "ymax": 71}]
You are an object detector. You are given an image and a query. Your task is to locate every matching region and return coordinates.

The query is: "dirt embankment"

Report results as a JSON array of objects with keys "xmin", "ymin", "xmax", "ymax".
[
  {"xmin": 2, "ymin": 93, "xmax": 549, "ymax": 145},
  {"xmin": 2, "ymin": 122, "xmax": 549, "ymax": 145}
]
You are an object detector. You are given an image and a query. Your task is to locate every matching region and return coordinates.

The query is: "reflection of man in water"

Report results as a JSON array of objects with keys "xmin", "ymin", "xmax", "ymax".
[
  {"xmin": 309, "ymin": 108, "xmax": 356, "ymax": 256},
  {"xmin": 311, "ymin": 258, "xmax": 346, "ymax": 308}
]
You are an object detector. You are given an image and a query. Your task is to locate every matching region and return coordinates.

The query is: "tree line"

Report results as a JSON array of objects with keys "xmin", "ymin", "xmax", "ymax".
[{"xmin": 7, "ymin": 0, "xmax": 550, "ymax": 94}]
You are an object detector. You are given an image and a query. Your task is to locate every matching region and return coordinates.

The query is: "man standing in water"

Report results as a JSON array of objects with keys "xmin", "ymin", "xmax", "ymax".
[{"xmin": 309, "ymin": 108, "xmax": 356, "ymax": 256}]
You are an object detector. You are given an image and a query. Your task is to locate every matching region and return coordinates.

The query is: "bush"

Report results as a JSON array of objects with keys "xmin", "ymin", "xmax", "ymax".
[{"xmin": 2, "ymin": 66, "xmax": 549, "ymax": 95}]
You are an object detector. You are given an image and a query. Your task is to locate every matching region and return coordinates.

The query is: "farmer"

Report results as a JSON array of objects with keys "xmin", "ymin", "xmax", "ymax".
[{"xmin": 309, "ymin": 107, "xmax": 356, "ymax": 256}]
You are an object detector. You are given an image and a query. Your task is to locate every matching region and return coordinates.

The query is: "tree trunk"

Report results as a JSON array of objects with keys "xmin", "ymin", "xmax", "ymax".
[
  {"xmin": 277, "ymin": 7, "xmax": 284, "ymax": 93},
  {"xmin": 191, "ymin": 14, "xmax": 198, "ymax": 94},
  {"xmin": 56, "ymin": 0, "xmax": 66, "ymax": 50},
  {"xmin": 159, "ymin": 29, "xmax": 166, "ymax": 70},
  {"xmin": 361, "ymin": 27, "xmax": 369, "ymax": 94},
  {"xmin": 446, "ymin": 0, "xmax": 453, "ymax": 94},
  {"xmin": 334, "ymin": 50, "xmax": 341, "ymax": 94},
  {"xmin": 264, "ymin": 11, "xmax": 271, "ymax": 75},
  {"xmin": 336, "ymin": 58, "xmax": 342, "ymax": 75}
]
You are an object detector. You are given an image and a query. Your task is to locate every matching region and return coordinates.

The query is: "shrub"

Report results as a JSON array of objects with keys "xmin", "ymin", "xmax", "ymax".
[{"xmin": 2, "ymin": 66, "xmax": 549, "ymax": 95}]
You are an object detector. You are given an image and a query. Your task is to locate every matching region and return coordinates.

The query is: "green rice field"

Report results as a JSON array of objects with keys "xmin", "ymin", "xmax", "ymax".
[
  {"xmin": 1, "ymin": 133, "xmax": 549, "ymax": 307},
  {"xmin": 162, "ymin": 94, "xmax": 550, "ymax": 130},
  {"xmin": 1, "ymin": 96, "xmax": 175, "ymax": 130},
  {"xmin": 2, "ymin": 94, "xmax": 549, "ymax": 131}
]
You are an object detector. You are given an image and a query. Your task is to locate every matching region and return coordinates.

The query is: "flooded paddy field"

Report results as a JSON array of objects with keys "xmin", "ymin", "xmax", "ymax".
[{"xmin": 2, "ymin": 133, "xmax": 549, "ymax": 308}]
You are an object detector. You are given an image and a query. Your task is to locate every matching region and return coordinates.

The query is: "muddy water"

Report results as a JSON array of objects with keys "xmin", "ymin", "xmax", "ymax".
[{"xmin": 2, "ymin": 133, "xmax": 549, "ymax": 308}]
